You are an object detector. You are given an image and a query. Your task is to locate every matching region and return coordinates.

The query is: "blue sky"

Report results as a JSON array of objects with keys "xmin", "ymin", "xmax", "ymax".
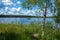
[{"xmin": 0, "ymin": 0, "xmax": 53, "ymax": 16}]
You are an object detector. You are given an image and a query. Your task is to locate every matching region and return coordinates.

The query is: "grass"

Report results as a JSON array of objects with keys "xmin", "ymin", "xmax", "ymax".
[{"xmin": 0, "ymin": 22, "xmax": 60, "ymax": 40}]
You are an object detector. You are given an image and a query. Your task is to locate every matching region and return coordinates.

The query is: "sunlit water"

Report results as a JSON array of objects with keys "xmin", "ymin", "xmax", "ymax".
[
  {"xmin": 0, "ymin": 18, "xmax": 60, "ymax": 27},
  {"xmin": 0, "ymin": 18, "xmax": 54, "ymax": 23}
]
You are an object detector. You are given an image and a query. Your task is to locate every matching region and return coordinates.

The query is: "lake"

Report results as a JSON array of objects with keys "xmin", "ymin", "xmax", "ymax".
[
  {"xmin": 1, "ymin": 18, "xmax": 60, "ymax": 27},
  {"xmin": 0, "ymin": 18, "xmax": 55, "ymax": 24}
]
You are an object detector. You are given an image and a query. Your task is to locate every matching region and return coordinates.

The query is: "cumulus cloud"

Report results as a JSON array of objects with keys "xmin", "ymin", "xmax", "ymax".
[
  {"xmin": 9, "ymin": 7, "xmax": 21, "ymax": 12},
  {"xmin": 22, "ymin": 10, "xmax": 36, "ymax": 16},
  {"xmin": 10, "ymin": 7, "xmax": 16, "ymax": 11},
  {"xmin": 5, "ymin": 7, "xmax": 9, "ymax": 10},
  {"xmin": 7, "ymin": 11, "xmax": 13, "ymax": 14},
  {"xmin": 16, "ymin": 7, "xmax": 21, "ymax": 11},
  {"xmin": 27, "ymin": 10, "xmax": 35, "ymax": 15},
  {"xmin": 0, "ymin": 0, "xmax": 22, "ymax": 15},
  {"xmin": 16, "ymin": 1, "xmax": 21, "ymax": 4},
  {"xmin": 0, "ymin": 0, "xmax": 53, "ymax": 16},
  {"xmin": 2, "ymin": 0, "xmax": 13, "ymax": 5},
  {"xmin": 3, "ymin": 7, "xmax": 22, "ymax": 15},
  {"xmin": 0, "ymin": 5, "xmax": 43, "ymax": 16},
  {"xmin": 0, "ymin": 11, "xmax": 4, "ymax": 14},
  {"xmin": 0, "ymin": 0, "xmax": 36, "ymax": 16}
]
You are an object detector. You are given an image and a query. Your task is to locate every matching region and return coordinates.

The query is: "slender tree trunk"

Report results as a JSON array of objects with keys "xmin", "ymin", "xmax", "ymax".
[{"xmin": 42, "ymin": 0, "xmax": 47, "ymax": 37}]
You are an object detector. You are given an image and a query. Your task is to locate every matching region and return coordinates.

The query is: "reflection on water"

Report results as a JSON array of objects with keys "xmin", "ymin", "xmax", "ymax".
[
  {"xmin": 0, "ymin": 18, "xmax": 54, "ymax": 24},
  {"xmin": 1, "ymin": 18, "xmax": 60, "ymax": 27}
]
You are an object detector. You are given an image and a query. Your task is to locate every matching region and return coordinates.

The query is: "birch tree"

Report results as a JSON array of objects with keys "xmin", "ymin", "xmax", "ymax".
[{"xmin": 22, "ymin": 0, "xmax": 53, "ymax": 37}]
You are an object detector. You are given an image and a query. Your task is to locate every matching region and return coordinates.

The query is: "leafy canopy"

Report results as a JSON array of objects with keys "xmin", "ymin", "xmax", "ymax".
[{"xmin": 22, "ymin": 0, "xmax": 53, "ymax": 12}]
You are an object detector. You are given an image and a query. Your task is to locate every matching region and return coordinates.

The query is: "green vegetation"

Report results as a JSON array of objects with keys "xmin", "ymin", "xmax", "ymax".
[{"xmin": 0, "ymin": 22, "xmax": 60, "ymax": 40}]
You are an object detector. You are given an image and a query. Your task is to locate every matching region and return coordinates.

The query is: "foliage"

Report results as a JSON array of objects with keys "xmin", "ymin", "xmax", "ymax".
[
  {"xmin": 54, "ymin": 0, "xmax": 60, "ymax": 23},
  {"xmin": 0, "ymin": 22, "xmax": 60, "ymax": 40}
]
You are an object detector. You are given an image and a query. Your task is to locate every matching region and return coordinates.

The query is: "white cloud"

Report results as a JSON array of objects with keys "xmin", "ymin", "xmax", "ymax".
[
  {"xmin": 10, "ymin": 7, "xmax": 22, "ymax": 12},
  {"xmin": 28, "ymin": 10, "xmax": 35, "ymax": 13},
  {"xmin": 8, "ymin": 11, "xmax": 12, "ymax": 14},
  {"xmin": 5, "ymin": 7, "xmax": 9, "ymax": 10},
  {"xmin": 17, "ymin": 1, "xmax": 21, "ymax": 4},
  {"xmin": 16, "ymin": 7, "xmax": 21, "ymax": 11},
  {"xmin": 0, "ymin": 11, "xmax": 4, "ymax": 14},
  {"xmin": 2, "ymin": 0, "xmax": 13, "ymax": 5},
  {"xmin": 0, "ymin": 7, "xmax": 45, "ymax": 16},
  {"xmin": 4, "ymin": 7, "xmax": 22, "ymax": 15},
  {"xmin": 2, "ymin": 0, "xmax": 10, "ymax": 3},
  {"xmin": 10, "ymin": 7, "xmax": 16, "ymax": 12},
  {"xmin": 22, "ymin": 10, "xmax": 36, "ymax": 16}
]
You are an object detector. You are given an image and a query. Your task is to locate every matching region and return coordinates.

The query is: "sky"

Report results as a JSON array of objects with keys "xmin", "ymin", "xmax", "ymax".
[{"xmin": 0, "ymin": 0, "xmax": 53, "ymax": 16}]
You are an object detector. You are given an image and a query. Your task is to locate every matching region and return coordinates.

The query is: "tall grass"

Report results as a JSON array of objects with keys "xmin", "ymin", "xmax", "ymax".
[{"xmin": 0, "ymin": 22, "xmax": 60, "ymax": 40}]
